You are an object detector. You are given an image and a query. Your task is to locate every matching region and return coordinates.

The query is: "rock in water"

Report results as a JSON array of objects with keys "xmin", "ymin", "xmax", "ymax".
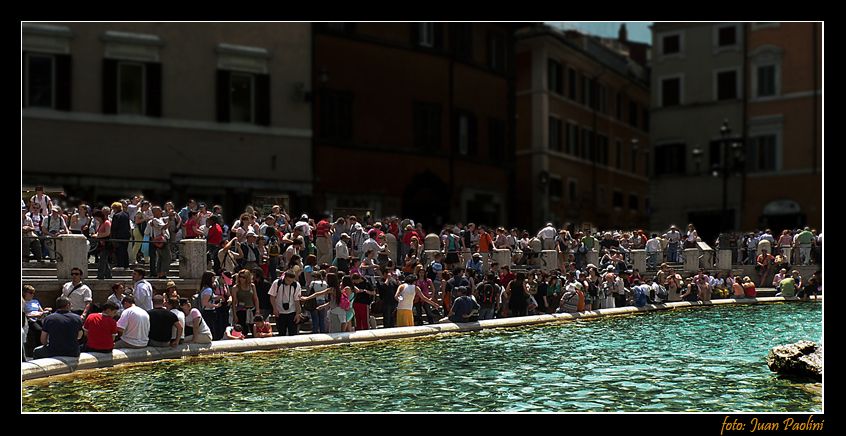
[{"xmin": 766, "ymin": 340, "xmax": 822, "ymax": 381}]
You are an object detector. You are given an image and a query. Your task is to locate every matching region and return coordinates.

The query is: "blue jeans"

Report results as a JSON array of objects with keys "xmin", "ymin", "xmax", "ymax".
[
  {"xmin": 309, "ymin": 309, "xmax": 327, "ymax": 333},
  {"xmin": 668, "ymin": 242, "xmax": 680, "ymax": 263},
  {"xmin": 647, "ymin": 252, "xmax": 658, "ymax": 269},
  {"xmin": 479, "ymin": 306, "xmax": 496, "ymax": 320}
]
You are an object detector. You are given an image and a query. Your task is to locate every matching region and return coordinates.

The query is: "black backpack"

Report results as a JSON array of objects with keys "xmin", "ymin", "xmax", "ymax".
[{"xmin": 479, "ymin": 283, "xmax": 497, "ymax": 305}]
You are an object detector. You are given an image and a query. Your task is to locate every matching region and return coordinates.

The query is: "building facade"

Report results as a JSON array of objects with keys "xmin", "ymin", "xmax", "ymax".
[
  {"xmin": 649, "ymin": 22, "xmax": 821, "ymax": 242},
  {"xmin": 22, "ymin": 22, "xmax": 312, "ymax": 216},
  {"xmin": 312, "ymin": 23, "xmax": 519, "ymax": 229},
  {"xmin": 515, "ymin": 25, "xmax": 651, "ymax": 231}
]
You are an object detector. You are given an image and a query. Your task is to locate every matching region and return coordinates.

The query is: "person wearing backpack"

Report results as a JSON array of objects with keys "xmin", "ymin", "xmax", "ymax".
[
  {"xmin": 477, "ymin": 274, "xmax": 500, "ymax": 320},
  {"xmin": 447, "ymin": 286, "xmax": 479, "ymax": 323},
  {"xmin": 301, "ymin": 270, "xmax": 328, "ymax": 333}
]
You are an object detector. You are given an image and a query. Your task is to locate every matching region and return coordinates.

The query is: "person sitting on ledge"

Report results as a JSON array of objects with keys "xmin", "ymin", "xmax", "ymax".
[
  {"xmin": 224, "ymin": 324, "xmax": 245, "ymax": 340},
  {"xmin": 252, "ymin": 315, "xmax": 273, "ymax": 338},
  {"xmin": 33, "ymin": 297, "xmax": 82, "ymax": 359},
  {"xmin": 445, "ymin": 286, "xmax": 479, "ymax": 323}
]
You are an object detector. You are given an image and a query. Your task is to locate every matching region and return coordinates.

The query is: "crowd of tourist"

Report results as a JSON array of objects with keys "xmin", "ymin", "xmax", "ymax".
[{"xmin": 21, "ymin": 188, "xmax": 823, "ymax": 361}]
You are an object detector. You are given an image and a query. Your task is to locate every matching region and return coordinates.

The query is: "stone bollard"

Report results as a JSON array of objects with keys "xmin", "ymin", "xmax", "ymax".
[
  {"xmin": 586, "ymin": 249, "xmax": 599, "ymax": 267},
  {"xmin": 492, "ymin": 248, "xmax": 512, "ymax": 270},
  {"xmin": 527, "ymin": 238, "xmax": 542, "ymax": 267},
  {"xmin": 424, "ymin": 250, "xmax": 440, "ymax": 265},
  {"xmin": 385, "ymin": 233, "xmax": 398, "ymax": 265},
  {"xmin": 480, "ymin": 252, "xmax": 491, "ymax": 274},
  {"xmin": 683, "ymin": 248, "xmax": 699, "ymax": 273},
  {"xmin": 631, "ymin": 249, "xmax": 647, "ymax": 273},
  {"xmin": 540, "ymin": 250, "xmax": 559, "ymax": 272},
  {"xmin": 424, "ymin": 233, "xmax": 441, "ymax": 251},
  {"xmin": 56, "ymin": 234, "xmax": 89, "ymax": 280},
  {"xmin": 718, "ymin": 250, "xmax": 732, "ymax": 270},
  {"xmin": 179, "ymin": 239, "xmax": 207, "ymax": 280}
]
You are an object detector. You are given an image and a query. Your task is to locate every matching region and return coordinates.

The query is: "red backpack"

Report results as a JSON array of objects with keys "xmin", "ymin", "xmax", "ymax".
[{"xmin": 339, "ymin": 288, "xmax": 351, "ymax": 311}]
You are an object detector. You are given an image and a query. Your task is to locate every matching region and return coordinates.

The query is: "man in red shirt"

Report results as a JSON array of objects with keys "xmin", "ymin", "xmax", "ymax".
[
  {"xmin": 82, "ymin": 301, "xmax": 120, "ymax": 353},
  {"xmin": 207, "ymin": 215, "xmax": 224, "ymax": 274},
  {"xmin": 478, "ymin": 226, "xmax": 494, "ymax": 253},
  {"xmin": 315, "ymin": 215, "xmax": 332, "ymax": 265}
]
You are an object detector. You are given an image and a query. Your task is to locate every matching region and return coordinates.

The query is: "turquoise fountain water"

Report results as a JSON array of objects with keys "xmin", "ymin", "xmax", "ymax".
[{"xmin": 22, "ymin": 302, "xmax": 822, "ymax": 412}]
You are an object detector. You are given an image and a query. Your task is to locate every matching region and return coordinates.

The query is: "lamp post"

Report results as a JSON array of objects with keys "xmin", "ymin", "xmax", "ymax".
[{"xmin": 715, "ymin": 119, "xmax": 744, "ymax": 232}]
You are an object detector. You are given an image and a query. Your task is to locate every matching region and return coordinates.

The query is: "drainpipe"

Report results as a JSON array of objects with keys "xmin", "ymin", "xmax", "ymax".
[
  {"xmin": 740, "ymin": 23, "xmax": 749, "ymax": 231},
  {"xmin": 812, "ymin": 22, "xmax": 818, "ymax": 175}
]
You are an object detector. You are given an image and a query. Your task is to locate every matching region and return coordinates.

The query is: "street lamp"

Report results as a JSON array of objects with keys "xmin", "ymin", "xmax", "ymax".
[{"xmin": 714, "ymin": 119, "xmax": 744, "ymax": 232}]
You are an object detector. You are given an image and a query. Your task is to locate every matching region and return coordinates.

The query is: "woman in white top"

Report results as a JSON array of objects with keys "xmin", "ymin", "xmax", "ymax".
[
  {"xmin": 69, "ymin": 204, "xmax": 91, "ymax": 235},
  {"xmin": 685, "ymin": 224, "xmax": 699, "ymax": 249},
  {"xmin": 395, "ymin": 274, "xmax": 440, "ymax": 327}
]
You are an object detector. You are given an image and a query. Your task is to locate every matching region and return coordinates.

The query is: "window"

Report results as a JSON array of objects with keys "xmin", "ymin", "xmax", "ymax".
[
  {"xmin": 616, "ymin": 140, "xmax": 623, "ymax": 169},
  {"xmin": 749, "ymin": 135, "xmax": 777, "ymax": 172},
  {"xmin": 455, "ymin": 110, "xmax": 478, "ymax": 156},
  {"xmin": 453, "ymin": 23, "xmax": 473, "ymax": 61},
  {"xmin": 613, "ymin": 191, "xmax": 624, "ymax": 208},
  {"xmin": 616, "ymin": 92, "xmax": 623, "ymax": 120},
  {"xmin": 629, "ymin": 101, "xmax": 638, "ymax": 127},
  {"xmin": 661, "ymin": 77, "xmax": 681, "ymax": 107},
  {"xmin": 642, "ymin": 108, "xmax": 650, "ymax": 132},
  {"xmin": 325, "ymin": 23, "xmax": 355, "ymax": 33},
  {"xmin": 629, "ymin": 194, "xmax": 639, "ymax": 211},
  {"xmin": 568, "ymin": 68, "xmax": 577, "ymax": 100},
  {"xmin": 413, "ymin": 102, "xmax": 441, "ymax": 149},
  {"xmin": 489, "ymin": 118, "xmax": 506, "ymax": 161},
  {"xmin": 25, "ymin": 54, "xmax": 54, "ymax": 108},
  {"xmin": 757, "ymin": 65, "xmax": 776, "ymax": 97},
  {"xmin": 319, "ymin": 89, "xmax": 353, "ymax": 141},
  {"xmin": 419, "ymin": 23, "xmax": 435, "ymax": 47},
  {"xmin": 566, "ymin": 122, "xmax": 578, "ymax": 155},
  {"xmin": 717, "ymin": 70, "xmax": 737, "ymax": 100},
  {"xmin": 631, "ymin": 146, "xmax": 638, "ymax": 173},
  {"xmin": 229, "ymin": 72, "xmax": 253, "ymax": 123},
  {"xmin": 568, "ymin": 181, "xmax": 577, "ymax": 204},
  {"xmin": 581, "ymin": 74, "xmax": 590, "ymax": 105},
  {"xmin": 104, "ymin": 59, "xmax": 162, "ymax": 117},
  {"xmin": 488, "ymin": 32, "xmax": 506, "ymax": 73},
  {"xmin": 597, "ymin": 84, "xmax": 607, "ymax": 113},
  {"xmin": 548, "ymin": 60, "xmax": 563, "ymax": 95},
  {"xmin": 216, "ymin": 70, "xmax": 269, "ymax": 125},
  {"xmin": 23, "ymin": 51, "xmax": 71, "ymax": 111},
  {"xmin": 662, "ymin": 34, "xmax": 680, "ymax": 55},
  {"xmin": 581, "ymin": 128, "xmax": 593, "ymax": 160},
  {"xmin": 718, "ymin": 26, "xmax": 737, "ymax": 47},
  {"xmin": 597, "ymin": 134, "xmax": 609, "ymax": 166},
  {"xmin": 550, "ymin": 177, "xmax": 563, "ymax": 200},
  {"xmin": 654, "ymin": 143, "xmax": 686, "ymax": 176},
  {"xmin": 548, "ymin": 117, "xmax": 562, "ymax": 152}
]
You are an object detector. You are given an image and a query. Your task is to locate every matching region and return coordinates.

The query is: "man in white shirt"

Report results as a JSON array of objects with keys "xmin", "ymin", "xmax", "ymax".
[
  {"xmin": 268, "ymin": 271, "xmax": 302, "ymax": 336},
  {"xmin": 131, "ymin": 268, "xmax": 154, "ymax": 311},
  {"xmin": 30, "ymin": 186, "xmax": 53, "ymax": 218},
  {"xmin": 536, "ymin": 223, "xmax": 557, "ymax": 250},
  {"xmin": 114, "ymin": 295, "xmax": 150, "ymax": 349},
  {"xmin": 335, "ymin": 233, "xmax": 351, "ymax": 273},
  {"xmin": 645, "ymin": 233, "xmax": 662, "ymax": 269},
  {"xmin": 361, "ymin": 229, "xmax": 385, "ymax": 258},
  {"xmin": 61, "ymin": 267, "xmax": 92, "ymax": 317},
  {"xmin": 663, "ymin": 225, "xmax": 682, "ymax": 263}
]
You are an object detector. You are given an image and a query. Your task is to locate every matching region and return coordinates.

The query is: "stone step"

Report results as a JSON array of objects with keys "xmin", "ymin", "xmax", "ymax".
[{"xmin": 22, "ymin": 268, "xmax": 181, "ymax": 277}]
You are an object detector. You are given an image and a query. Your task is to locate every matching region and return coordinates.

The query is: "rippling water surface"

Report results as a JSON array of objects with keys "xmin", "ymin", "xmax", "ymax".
[{"xmin": 22, "ymin": 302, "xmax": 822, "ymax": 412}]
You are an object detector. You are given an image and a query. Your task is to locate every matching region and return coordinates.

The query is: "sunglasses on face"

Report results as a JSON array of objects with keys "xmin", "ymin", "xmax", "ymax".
[{"xmin": 72, "ymin": 272, "xmax": 82, "ymax": 276}]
